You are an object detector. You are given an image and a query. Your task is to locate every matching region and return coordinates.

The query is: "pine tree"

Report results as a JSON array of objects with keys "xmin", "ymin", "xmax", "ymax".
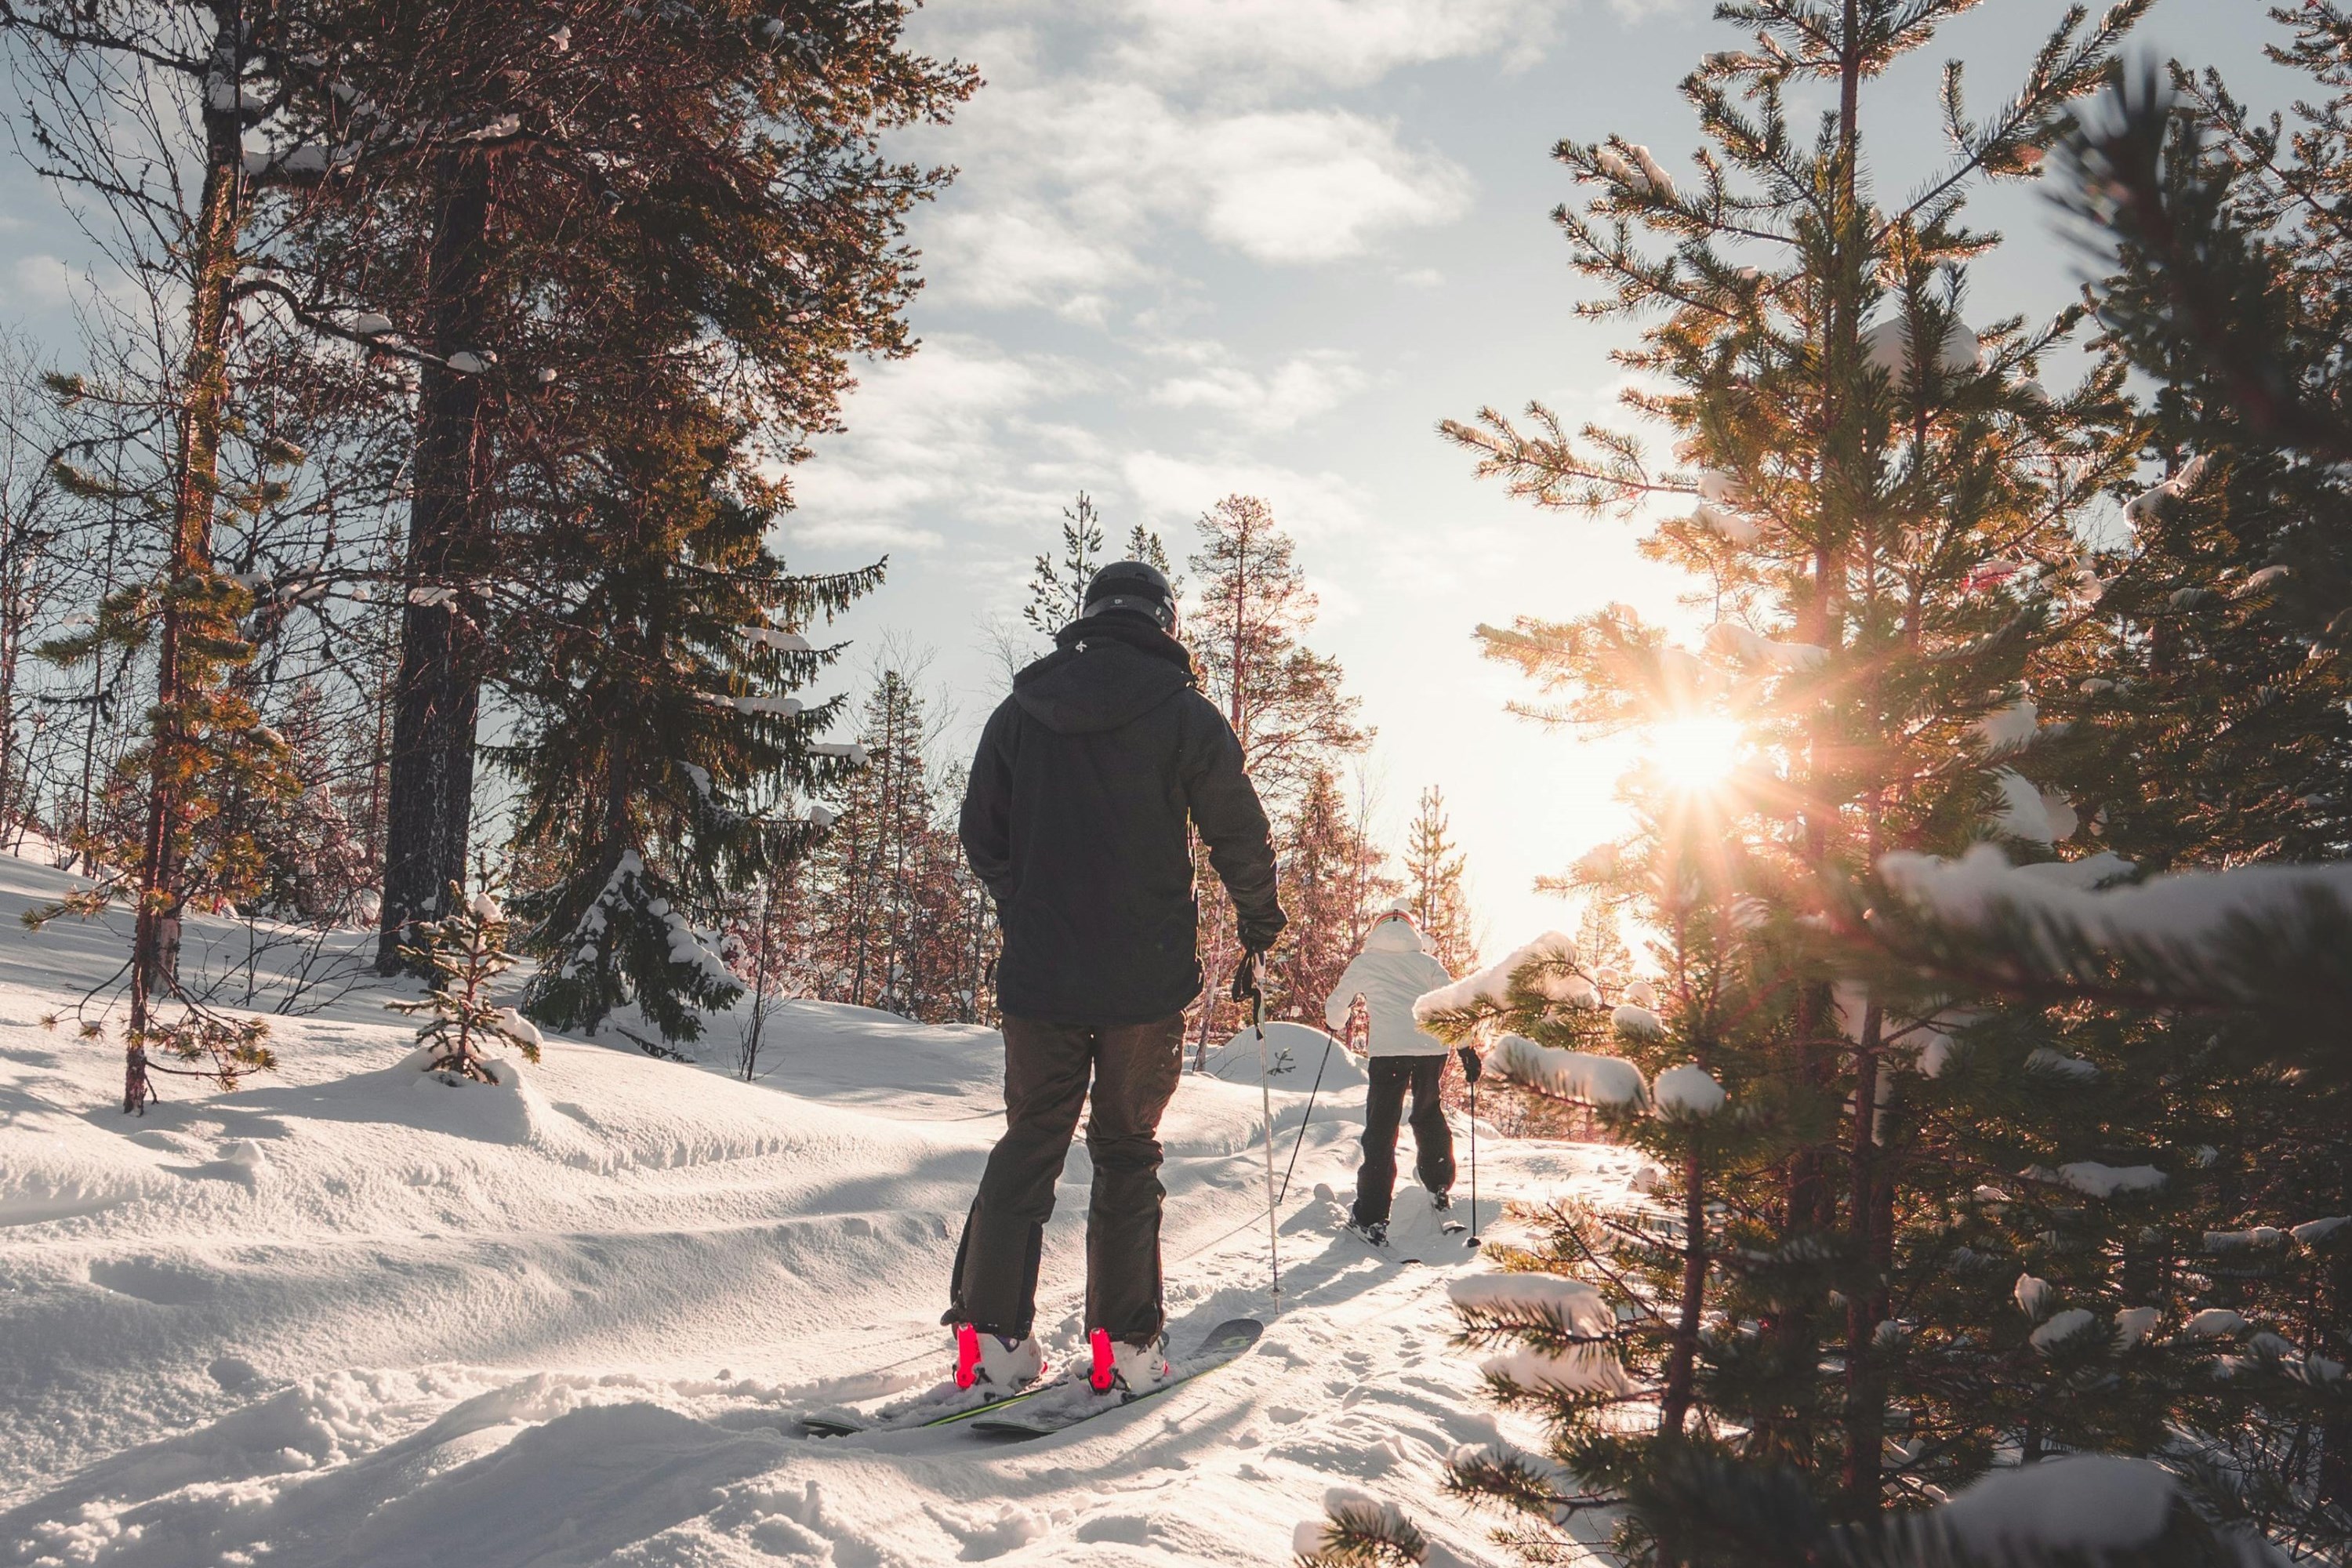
[
  {"xmin": 1187, "ymin": 495, "xmax": 1367, "ymax": 807},
  {"xmin": 309, "ymin": 0, "xmax": 978, "ymax": 973},
  {"xmin": 1185, "ymin": 494, "xmax": 1369, "ymax": 1055},
  {"xmin": 3, "ymin": 0, "xmax": 391, "ymax": 1105},
  {"xmin": 1125, "ymin": 524, "xmax": 1174, "ymax": 579},
  {"xmin": 1419, "ymin": 0, "xmax": 2156, "ymax": 1555},
  {"xmin": 1023, "ymin": 492, "xmax": 1105, "ymax": 638},
  {"xmin": 1816, "ymin": 25, "xmax": 2352, "ymax": 1552},
  {"xmin": 1269, "ymin": 764, "xmax": 1396, "ymax": 1019},
  {"xmin": 510, "ymin": 386, "xmax": 876, "ymax": 1047},
  {"xmin": 801, "ymin": 667, "xmax": 977, "ymax": 1018},
  {"xmin": 1403, "ymin": 785, "xmax": 1480, "ymax": 975},
  {"xmin": 390, "ymin": 880, "xmax": 542, "ymax": 1083}
]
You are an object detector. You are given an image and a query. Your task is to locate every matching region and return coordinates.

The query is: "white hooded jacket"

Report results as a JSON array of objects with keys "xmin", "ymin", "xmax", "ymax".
[{"xmin": 1323, "ymin": 915, "xmax": 1455, "ymax": 1058}]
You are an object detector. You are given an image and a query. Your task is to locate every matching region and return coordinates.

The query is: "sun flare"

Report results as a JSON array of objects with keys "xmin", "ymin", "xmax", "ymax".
[{"xmin": 1648, "ymin": 714, "xmax": 1745, "ymax": 793}]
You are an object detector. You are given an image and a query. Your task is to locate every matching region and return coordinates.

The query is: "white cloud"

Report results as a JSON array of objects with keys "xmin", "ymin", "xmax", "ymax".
[
  {"xmin": 1119, "ymin": 449, "xmax": 1374, "ymax": 539},
  {"xmin": 1114, "ymin": 0, "xmax": 1562, "ymax": 91},
  {"xmin": 1189, "ymin": 111, "xmax": 1469, "ymax": 263},
  {"xmin": 4, "ymin": 255, "xmax": 74, "ymax": 311},
  {"xmin": 1149, "ymin": 348, "xmax": 1367, "ymax": 428},
  {"xmin": 789, "ymin": 336, "xmax": 1081, "ymax": 550},
  {"xmin": 915, "ymin": 60, "xmax": 1473, "ymax": 303},
  {"xmin": 923, "ymin": 204, "xmax": 1141, "ymax": 319}
]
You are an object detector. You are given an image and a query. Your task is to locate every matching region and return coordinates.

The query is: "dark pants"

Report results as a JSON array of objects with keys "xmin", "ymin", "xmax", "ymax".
[
  {"xmin": 1354, "ymin": 1054, "xmax": 1454, "ymax": 1226},
  {"xmin": 948, "ymin": 1012, "xmax": 1185, "ymax": 1343}
]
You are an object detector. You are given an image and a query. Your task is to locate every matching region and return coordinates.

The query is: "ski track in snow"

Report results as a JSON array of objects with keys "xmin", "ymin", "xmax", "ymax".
[{"xmin": 0, "ymin": 855, "xmax": 1642, "ymax": 1566}]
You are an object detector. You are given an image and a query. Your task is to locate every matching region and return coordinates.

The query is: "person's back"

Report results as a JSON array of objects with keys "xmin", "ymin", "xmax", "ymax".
[
  {"xmin": 1324, "ymin": 914, "xmax": 1454, "ymax": 1056},
  {"xmin": 962, "ymin": 612, "xmax": 1278, "ymax": 1023},
  {"xmin": 949, "ymin": 562, "xmax": 1283, "ymax": 1399},
  {"xmin": 1325, "ymin": 906, "xmax": 1477, "ymax": 1247}
]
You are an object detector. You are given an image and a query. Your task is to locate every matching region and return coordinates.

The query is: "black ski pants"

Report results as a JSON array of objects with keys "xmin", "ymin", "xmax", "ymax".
[
  {"xmin": 948, "ymin": 1012, "xmax": 1185, "ymax": 1344},
  {"xmin": 1353, "ymin": 1054, "xmax": 1454, "ymax": 1227}
]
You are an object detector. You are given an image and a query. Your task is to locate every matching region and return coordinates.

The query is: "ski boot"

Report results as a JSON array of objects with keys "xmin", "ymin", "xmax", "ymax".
[
  {"xmin": 953, "ymin": 1325, "xmax": 1044, "ymax": 1393},
  {"xmin": 1088, "ymin": 1328, "xmax": 1171, "ymax": 1396},
  {"xmin": 1346, "ymin": 1217, "xmax": 1390, "ymax": 1249}
]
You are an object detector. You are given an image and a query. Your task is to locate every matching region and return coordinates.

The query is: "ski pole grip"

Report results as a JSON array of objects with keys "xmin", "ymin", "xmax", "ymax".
[{"xmin": 1229, "ymin": 950, "xmax": 1261, "ymax": 1004}]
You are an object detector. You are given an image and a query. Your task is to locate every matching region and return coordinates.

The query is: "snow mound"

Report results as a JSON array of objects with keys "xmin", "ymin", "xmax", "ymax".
[
  {"xmin": 0, "ymin": 850, "xmax": 1645, "ymax": 1567},
  {"xmin": 1199, "ymin": 1020, "xmax": 1367, "ymax": 1089}
]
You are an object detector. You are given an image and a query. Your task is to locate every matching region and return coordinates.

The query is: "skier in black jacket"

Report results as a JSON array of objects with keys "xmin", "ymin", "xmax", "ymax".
[{"xmin": 949, "ymin": 560, "xmax": 1284, "ymax": 1400}]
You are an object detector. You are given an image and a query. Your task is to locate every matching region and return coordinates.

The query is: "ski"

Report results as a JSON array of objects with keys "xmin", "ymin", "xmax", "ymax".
[
  {"xmin": 1341, "ymin": 1221, "xmax": 1421, "ymax": 1265},
  {"xmin": 964, "ymin": 1318, "xmax": 1262, "ymax": 1439},
  {"xmin": 798, "ymin": 1368, "xmax": 1075, "ymax": 1437}
]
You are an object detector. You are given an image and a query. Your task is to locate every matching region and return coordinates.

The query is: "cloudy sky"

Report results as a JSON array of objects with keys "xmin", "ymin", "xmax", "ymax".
[{"xmin": 0, "ymin": 0, "xmax": 2291, "ymax": 950}]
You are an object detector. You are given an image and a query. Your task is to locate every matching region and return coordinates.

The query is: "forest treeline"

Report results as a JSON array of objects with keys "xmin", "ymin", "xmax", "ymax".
[{"xmin": 0, "ymin": 0, "xmax": 1484, "ymax": 1102}]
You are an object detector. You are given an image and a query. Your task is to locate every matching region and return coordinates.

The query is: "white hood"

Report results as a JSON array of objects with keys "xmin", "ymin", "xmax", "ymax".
[{"xmin": 1326, "ymin": 918, "xmax": 1456, "ymax": 1057}]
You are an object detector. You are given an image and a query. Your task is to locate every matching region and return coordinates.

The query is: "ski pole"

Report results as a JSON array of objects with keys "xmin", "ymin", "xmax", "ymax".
[
  {"xmin": 1235, "ymin": 953, "xmax": 1279, "ymax": 1310},
  {"xmin": 1275, "ymin": 1024, "xmax": 1337, "ymax": 1205},
  {"xmin": 1467, "ymin": 1064, "xmax": 1480, "ymax": 1249}
]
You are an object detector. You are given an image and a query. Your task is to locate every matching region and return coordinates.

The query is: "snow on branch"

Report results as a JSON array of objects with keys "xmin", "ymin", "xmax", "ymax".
[
  {"xmin": 1414, "ymin": 931, "xmax": 1598, "ymax": 1024},
  {"xmin": 1865, "ymin": 844, "xmax": 2352, "ymax": 1040},
  {"xmin": 1449, "ymin": 1272, "xmax": 1636, "ymax": 1401},
  {"xmin": 1881, "ymin": 844, "xmax": 2352, "ymax": 960},
  {"xmin": 1491, "ymin": 1033, "xmax": 1647, "ymax": 1108}
]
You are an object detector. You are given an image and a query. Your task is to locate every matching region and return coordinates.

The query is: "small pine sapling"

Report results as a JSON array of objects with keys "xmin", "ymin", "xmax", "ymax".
[
  {"xmin": 391, "ymin": 881, "xmax": 539, "ymax": 1083},
  {"xmin": 1292, "ymin": 1488, "xmax": 1429, "ymax": 1567}
]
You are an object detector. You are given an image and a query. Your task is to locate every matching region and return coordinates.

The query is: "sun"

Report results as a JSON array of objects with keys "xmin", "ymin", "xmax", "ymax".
[{"xmin": 1647, "ymin": 714, "xmax": 1745, "ymax": 793}]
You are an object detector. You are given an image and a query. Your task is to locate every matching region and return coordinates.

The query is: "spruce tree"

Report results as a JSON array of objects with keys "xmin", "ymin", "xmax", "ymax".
[
  {"xmin": 1403, "ymin": 785, "xmax": 1480, "ymax": 975},
  {"xmin": 510, "ymin": 385, "xmax": 876, "ymax": 1047},
  {"xmin": 1414, "ymin": 0, "xmax": 2156, "ymax": 1555},
  {"xmin": 272, "ymin": 0, "xmax": 980, "ymax": 973}
]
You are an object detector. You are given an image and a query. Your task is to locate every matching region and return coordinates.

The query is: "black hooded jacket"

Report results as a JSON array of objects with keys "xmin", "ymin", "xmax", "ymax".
[{"xmin": 960, "ymin": 612, "xmax": 1285, "ymax": 1025}]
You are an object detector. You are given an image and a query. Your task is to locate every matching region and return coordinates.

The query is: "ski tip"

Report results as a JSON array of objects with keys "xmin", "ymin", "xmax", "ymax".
[{"xmin": 1193, "ymin": 1316, "xmax": 1264, "ymax": 1353}]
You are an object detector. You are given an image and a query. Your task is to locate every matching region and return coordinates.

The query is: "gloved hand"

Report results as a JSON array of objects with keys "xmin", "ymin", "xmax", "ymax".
[
  {"xmin": 1238, "ymin": 916, "xmax": 1283, "ymax": 957},
  {"xmin": 1457, "ymin": 1046, "xmax": 1483, "ymax": 1085},
  {"xmin": 1229, "ymin": 949, "xmax": 1263, "ymax": 1004}
]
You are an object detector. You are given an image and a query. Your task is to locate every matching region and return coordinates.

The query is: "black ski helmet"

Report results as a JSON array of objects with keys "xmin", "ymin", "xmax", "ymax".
[{"xmin": 1082, "ymin": 560, "xmax": 1178, "ymax": 632}]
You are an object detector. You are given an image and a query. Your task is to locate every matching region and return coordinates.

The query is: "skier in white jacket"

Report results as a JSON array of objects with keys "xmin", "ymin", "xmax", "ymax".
[{"xmin": 1323, "ymin": 902, "xmax": 1483, "ymax": 1247}]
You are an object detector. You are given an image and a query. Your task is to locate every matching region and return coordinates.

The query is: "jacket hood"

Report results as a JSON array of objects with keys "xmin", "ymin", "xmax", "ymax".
[
  {"xmin": 1364, "ymin": 916, "xmax": 1421, "ymax": 953},
  {"xmin": 1011, "ymin": 613, "xmax": 1196, "ymax": 735}
]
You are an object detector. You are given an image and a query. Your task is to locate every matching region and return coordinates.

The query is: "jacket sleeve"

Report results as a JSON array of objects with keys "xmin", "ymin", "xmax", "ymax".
[
  {"xmin": 1178, "ymin": 695, "xmax": 1285, "ymax": 950},
  {"xmin": 959, "ymin": 701, "xmax": 1018, "ymax": 902},
  {"xmin": 1324, "ymin": 955, "xmax": 1369, "ymax": 1031},
  {"xmin": 1417, "ymin": 953, "xmax": 1457, "ymax": 1041}
]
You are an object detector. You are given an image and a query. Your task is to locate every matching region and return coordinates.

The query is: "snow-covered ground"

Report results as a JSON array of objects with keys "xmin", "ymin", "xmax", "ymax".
[{"xmin": 0, "ymin": 855, "xmax": 1647, "ymax": 1567}]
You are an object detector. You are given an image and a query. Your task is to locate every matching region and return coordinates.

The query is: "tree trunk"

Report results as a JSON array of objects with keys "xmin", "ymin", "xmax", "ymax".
[
  {"xmin": 1660, "ymin": 1148, "xmax": 1708, "ymax": 1433},
  {"xmin": 129, "ymin": 5, "xmax": 245, "ymax": 1106},
  {"xmin": 1842, "ymin": 1004, "xmax": 1889, "ymax": 1514},
  {"xmin": 378, "ymin": 152, "xmax": 492, "ymax": 974}
]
